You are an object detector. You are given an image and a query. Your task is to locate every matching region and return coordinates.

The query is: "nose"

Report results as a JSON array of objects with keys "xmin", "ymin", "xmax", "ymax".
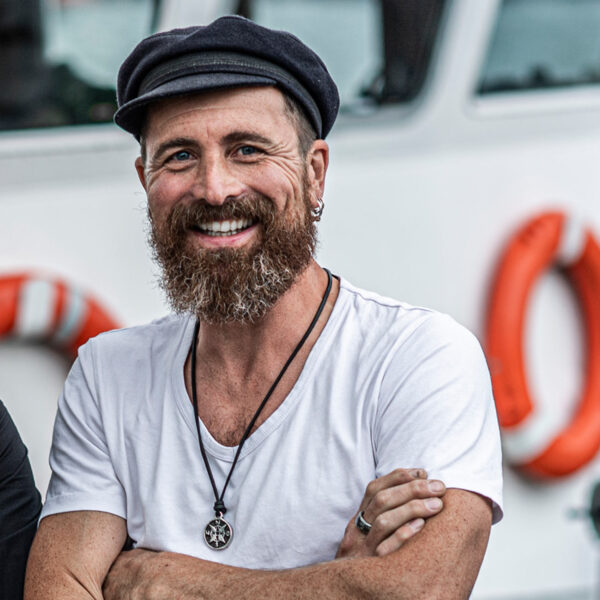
[{"xmin": 194, "ymin": 153, "xmax": 244, "ymax": 206}]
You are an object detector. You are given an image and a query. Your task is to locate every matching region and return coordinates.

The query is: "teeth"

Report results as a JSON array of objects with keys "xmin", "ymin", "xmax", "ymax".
[{"xmin": 198, "ymin": 218, "xmax": 252, "ymax": 236}]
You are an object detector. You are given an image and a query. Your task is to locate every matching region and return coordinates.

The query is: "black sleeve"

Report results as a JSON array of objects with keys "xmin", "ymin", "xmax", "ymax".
[{"xmin": 0, "ymin": 400, "xmax": 42, "ymax": 600}]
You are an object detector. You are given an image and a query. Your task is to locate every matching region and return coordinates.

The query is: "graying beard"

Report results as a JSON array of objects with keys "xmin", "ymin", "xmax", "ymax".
[
  {"xmin": 164, "ymin": 252, "xmax": 299, "ymax": 324},
  {"xmin": 148, "ymin": 192, "xmax": 316, "ymax": 324}
]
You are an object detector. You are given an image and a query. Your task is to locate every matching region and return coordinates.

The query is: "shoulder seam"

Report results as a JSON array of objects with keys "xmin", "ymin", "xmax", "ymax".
[{"xmin": 340, "ymin": 280, "xmax": 437, "ymax": 315}]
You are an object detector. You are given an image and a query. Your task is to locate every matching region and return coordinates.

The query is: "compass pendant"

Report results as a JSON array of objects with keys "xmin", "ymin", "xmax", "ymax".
[{"xmin": 204, "ymin": 516, "xmax": 233, "ymax": 550}]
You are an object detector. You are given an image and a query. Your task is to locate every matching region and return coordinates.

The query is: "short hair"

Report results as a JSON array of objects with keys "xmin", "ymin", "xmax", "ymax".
[
  {"xmin": 282, "ymin": 92, "xmax": 317, "ymax": 157},
  {"xmin": 139, "ymin": 89, "xmax": 317, "ymax": 165}
]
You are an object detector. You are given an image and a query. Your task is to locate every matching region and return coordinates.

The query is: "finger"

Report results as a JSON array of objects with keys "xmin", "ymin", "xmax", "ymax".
[
  {"xmin": 366, "ymin": 497, "xmax": 443, "ymax": 549},
  {"xmin": 363, "ymin": 478, "xmax": 445, "ymax": 523},
  {"xmin": 359, "ymin": 468, "xmax": 427, "ymax": 512},
  {"xmin": 375, "ymin": 518, "xmax": 425, "ymax": 557}
]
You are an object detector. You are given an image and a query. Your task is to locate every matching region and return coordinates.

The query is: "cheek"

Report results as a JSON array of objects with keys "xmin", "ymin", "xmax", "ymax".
[
  {"xmin": 146, "ymin": 172, "xmax": 193, "ymax": 219},
  {"xmin": 244, "ymin": 164, "xmax": 305, "ymax": 212}
]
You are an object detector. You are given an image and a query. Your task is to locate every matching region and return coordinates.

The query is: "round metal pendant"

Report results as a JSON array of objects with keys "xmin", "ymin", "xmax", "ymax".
[{"xmin": 204, "ymin": 517, "xmax": 233, "ymax": 550}]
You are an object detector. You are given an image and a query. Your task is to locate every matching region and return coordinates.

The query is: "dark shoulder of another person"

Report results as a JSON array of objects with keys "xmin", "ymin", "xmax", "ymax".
[{"xmin": 0, "ymin": 400, "xmax": 42, "ymax": 600}]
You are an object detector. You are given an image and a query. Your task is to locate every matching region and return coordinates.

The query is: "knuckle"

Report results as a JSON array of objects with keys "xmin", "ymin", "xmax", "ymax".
[
  {"xmin": 397, "ymin": 526, "xmax": 414, "ymax": 542},
  {"xmin": 365, "ymin": 479, "xmax": 379, "ymax": 496},
  {"xmin": 410, "ymin": 479, "xmax": 429, "ymax": 495},
  {"xmin": 339, "ymin": 536, "xmax": 353, "ymax": 554},
  {"xmin": 373, "ymin": 513, "xmax": 390, "ymax": 532},
  {"xmin": 375, "ymin": 544, "xmax": 389, "ymax": 557},
  {"xmin": 393, "ymin": 468, "xmax": 413, "ymax": 484},
  {"xmin": 373, "ymin": 489, "xmax": 390, "ymax": 510},
  {"xmin": 405, "ymin": 498, "xmax": 426, "ymax": 515}
]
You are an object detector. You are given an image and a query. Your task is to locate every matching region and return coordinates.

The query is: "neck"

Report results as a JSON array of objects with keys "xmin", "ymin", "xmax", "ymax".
[{"xmin": 194, "ymin": 261, "xmax": 336, "ymax": 377}]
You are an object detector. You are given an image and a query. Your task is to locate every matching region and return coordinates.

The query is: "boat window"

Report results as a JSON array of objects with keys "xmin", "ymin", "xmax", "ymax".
[
  {"xmin": 478, "ymin": 0, "xmax": 600, "ymax": 94},
  {"xmin": 0, "ymin": 0, "xmax": 155, "ymax": 132},
  {"xmin": 0, "ymin": 0, "xmax": 446, "ymax": 133},
  {"xmin": 246, "ymin": 0, "xmax": 445, "ymax": 109}
]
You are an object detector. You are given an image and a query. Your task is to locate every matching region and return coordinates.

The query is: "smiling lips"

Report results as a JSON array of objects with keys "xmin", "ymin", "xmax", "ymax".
[{"xmin": 195, "ymin": 218, "xmax": 255, "ymax": 237}]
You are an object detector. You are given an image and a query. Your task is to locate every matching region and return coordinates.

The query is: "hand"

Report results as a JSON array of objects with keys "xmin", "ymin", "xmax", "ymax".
[
  {"xmin": 103, "ymin": 548, "xmax": 157, "ymax": 600},
  {"xmin": 336, "ymin": 468, "xmax": 445, "ymax": 559}
]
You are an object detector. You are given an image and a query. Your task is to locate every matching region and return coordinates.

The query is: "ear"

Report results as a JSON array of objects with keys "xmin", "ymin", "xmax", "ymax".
[
  {"xmin": 306, "ymin": 140, "xmax": 329, "ymax": 198},
  {"xmin": 135, "ymin": 156, "xmax": 147, "ymax": 191}
]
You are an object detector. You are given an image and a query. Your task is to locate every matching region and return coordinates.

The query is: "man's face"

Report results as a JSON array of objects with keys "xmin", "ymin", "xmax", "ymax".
[{"xmin": 137, "ymin": 86, "xmax": 326, "ymax": 323}]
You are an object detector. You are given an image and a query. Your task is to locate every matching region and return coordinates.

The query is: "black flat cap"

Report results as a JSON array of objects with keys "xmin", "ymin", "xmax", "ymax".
[{"xmin": 114, "ymin": 15, "xmax": 339, "ymax": 140}]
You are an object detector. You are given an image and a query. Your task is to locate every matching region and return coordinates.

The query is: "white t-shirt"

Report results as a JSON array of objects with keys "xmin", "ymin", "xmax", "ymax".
[{"xmin": 42, "ymin": 278, "xmax": 503, "ymax": 569}]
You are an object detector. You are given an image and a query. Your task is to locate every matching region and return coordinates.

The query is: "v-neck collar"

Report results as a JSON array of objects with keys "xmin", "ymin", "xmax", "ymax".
[{"xmin": 172, "ymin": 281, "xmax": 342, "ymax": 463}]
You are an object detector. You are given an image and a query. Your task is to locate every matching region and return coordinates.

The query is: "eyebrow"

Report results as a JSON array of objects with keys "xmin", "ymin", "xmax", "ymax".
[
  {"xmin": 222, "ymin": 131, "xmax": 274, "ymax": 147},
  {"xmin": 152, "ymin": 137, "xmax": 198, "ymax": 161}
]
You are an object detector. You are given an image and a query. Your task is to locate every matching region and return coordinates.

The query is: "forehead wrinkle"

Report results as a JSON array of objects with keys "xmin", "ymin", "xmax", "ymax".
[{"xmin": 147, "ymin": 86, "xmax": 291, "ymax": 131}]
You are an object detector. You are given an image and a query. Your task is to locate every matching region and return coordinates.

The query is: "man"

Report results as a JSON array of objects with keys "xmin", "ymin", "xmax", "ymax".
[{"xmin": 25, "ymin": 16, "xmax": 502, "ymax": 599}]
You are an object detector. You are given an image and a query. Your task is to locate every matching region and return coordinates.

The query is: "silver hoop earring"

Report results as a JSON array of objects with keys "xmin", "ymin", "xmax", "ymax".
[{"xmin": 311, "ymin": 197, "xmax": 324, "ymax": 221}]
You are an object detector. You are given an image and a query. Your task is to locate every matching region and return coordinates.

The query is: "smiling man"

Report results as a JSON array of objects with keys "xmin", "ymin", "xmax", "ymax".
[
  {"xmin": 25, "ymin": 16, "xmax": 502, "ymax": 600},
  {"xmin": 143, "ymin": 88, "xmax": 322, "ymax": 327}
]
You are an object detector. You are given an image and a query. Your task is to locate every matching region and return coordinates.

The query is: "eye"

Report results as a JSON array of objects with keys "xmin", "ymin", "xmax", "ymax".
[
  {"xmin": 238, "ymin": 145, "xmax": 258, "ymax": 156},
  {"xmin": 172, "ymin": 150, "xmax": 191, "ymax": 161}
]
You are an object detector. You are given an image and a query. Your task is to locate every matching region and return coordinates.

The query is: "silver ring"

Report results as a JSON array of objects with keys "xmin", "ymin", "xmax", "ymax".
[{"xmin": 355, "ymin": 510, "xmax": 372, "ymax": 535}]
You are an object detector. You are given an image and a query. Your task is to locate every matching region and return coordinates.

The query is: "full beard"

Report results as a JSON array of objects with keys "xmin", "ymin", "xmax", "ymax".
[{"xmin": 148, "ymin": 187, "xmax": 317, "ymax": 325}]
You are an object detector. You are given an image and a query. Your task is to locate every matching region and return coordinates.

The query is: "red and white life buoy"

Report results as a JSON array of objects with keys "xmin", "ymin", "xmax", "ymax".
[
  {"xmin": 0, "ymin": 272, "xmax": 120, "ymax": 357},
  {"xmin": 486, "ymin": 211, "xmax": 600, "ymax": 478}
]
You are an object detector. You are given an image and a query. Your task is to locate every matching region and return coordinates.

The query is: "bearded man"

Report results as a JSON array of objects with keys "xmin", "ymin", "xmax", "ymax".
[{"xmin": 25, "ymin": 16, "xmax": 502, "ymax": 600}]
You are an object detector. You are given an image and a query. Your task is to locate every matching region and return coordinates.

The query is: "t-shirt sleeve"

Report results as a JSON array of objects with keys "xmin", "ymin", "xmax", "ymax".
[
  {"xmin": 41, "ymin": 342, "xmax": 127, "ymax": 521},
  {"xmin": 374, "ymin": 312, "xmax": 503, "ymax": 524}
]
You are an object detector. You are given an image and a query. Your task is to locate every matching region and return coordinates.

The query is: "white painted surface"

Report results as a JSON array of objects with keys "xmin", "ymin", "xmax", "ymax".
[{"xmin": 2, "ymin": 0, "xmax": 600, "ymax": 597}]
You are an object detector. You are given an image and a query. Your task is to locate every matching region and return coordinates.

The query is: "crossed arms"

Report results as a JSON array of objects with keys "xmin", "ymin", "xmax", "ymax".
[
  {"xmin": 25, "ymin": 471, "xmax": 493, "ymax": 600},
  {"xmin": 25, "ymin": 309, "xmax": 500, "ymax": 598}
]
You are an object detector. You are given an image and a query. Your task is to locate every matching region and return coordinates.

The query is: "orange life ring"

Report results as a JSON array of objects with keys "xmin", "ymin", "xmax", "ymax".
[
  {"xmin": 486, "ymin": 211, "xmax": 600, "ymax": 477},
  {"xmin": 0, "ymin": 272, "xmax": 120, "ymax": 357}
]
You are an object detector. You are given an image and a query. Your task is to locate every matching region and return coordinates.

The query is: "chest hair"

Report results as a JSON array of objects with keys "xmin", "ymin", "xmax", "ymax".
[{"xmin": 189, "ymin": 368, "xmax": 300, "ymax": 447}]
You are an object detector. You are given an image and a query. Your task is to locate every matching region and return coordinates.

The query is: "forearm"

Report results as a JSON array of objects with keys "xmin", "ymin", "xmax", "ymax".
[
  {"xmin": 25, "ymin": 511, "xmax": 127, "ymax": 600},
  {"xmin": 25, "ymin": 565, "xmax": 104, "ymax": 600},
  {"xmin": 106, "ymin": 551, "xmax": 407, "ymax": 600},
  {"xmin": 106, "ymin": 539, "xmax": 478, "ymax": 600},
  {"xmin": 105, "ymin": 490, "xmax": 492, "ymax": 600}
]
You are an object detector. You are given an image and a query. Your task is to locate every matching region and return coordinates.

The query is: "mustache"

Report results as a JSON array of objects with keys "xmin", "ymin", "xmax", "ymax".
[{"xmin": 164, "ymin": 194, "xmax": 278, "ymax": 234}]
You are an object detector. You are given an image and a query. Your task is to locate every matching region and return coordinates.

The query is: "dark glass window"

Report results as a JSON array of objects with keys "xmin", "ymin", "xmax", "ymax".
[
  {"xmin": 247, "ymin": 0, "xmax": 445, "ymax": 108},
  {"xmin": 478, "ymin": 0, "xmax": 600, "ymax": 94},
  {"xmin": 0, "ymin": 0, "xmax": 155, "ymax": 131},
  {"xmin": 0, "ymin": 0, "xmax": 445, "ymax": 132}
]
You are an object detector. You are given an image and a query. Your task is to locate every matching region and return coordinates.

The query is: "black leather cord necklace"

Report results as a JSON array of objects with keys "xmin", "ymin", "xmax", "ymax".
[{"xmin": 191, "ymin": 268, "xmax": 333, "ymax": 550}]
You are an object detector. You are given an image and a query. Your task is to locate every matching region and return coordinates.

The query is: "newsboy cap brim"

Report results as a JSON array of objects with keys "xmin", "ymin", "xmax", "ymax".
[{"xmin": 114, "ymin": 16, "xmax": 339, "ymax": 140}]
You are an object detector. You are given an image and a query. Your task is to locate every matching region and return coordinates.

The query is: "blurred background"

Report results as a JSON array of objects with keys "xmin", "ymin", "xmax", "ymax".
[{"xmin": 2, "ymin": 0, "xmax": 600, "ymax": 597}]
